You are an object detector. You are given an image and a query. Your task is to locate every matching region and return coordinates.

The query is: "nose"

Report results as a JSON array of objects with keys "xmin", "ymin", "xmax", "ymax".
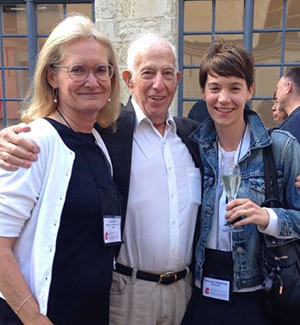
[
  {"xmin": 152, "ymin": 72, "xmax": 165, "ymax": 91},
  {"xmin": 84, "ymin": 70, "xmax": 99, "ymax": 88},
  {"xmin": 218, "ymin": 89, "xmax": 231, "ymax": 103}
]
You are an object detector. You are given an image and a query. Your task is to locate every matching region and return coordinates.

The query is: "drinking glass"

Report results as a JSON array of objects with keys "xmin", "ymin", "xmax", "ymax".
[{"xmin": 221, "ymin": 161, "xmax": 243, "ymax": 232}]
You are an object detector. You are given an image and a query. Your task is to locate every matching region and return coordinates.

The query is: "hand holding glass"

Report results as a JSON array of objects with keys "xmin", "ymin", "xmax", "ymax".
[{"xmin": 221, "ymin": 162, "xmax": 243, "ymax": 232}]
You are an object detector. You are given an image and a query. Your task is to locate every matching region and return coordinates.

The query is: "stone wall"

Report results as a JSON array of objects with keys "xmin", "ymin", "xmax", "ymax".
[{"xmin": 95, "ymin": 0, "xmax": 179, "ymax": 112}]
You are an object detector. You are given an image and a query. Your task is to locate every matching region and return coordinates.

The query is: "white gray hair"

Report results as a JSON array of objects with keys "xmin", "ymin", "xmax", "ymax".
[{"xmin": 127, "ymin": 33, "xmax": 178, "ymax": 73}]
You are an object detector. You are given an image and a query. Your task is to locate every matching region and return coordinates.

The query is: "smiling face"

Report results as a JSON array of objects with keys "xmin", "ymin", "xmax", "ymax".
[
  {"xmin": 47, "ymin": 38, "xmax": 111, "ymax": 121},
  {"xmin": 123, "ymin": 43, "xmax": 181, "ymax": 124},
  {"xmin": 202, "ymin": 74, "xmax": 253, "ymax": 131}
]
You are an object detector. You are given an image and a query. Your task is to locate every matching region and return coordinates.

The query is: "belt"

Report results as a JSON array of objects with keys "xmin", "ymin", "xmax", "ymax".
[{"xmin": 114, "ymin": 263, "xmax": 188, "ymax": 285}]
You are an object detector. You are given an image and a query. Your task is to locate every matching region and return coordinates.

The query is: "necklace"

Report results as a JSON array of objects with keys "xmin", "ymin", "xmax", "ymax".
[{"xmin": 57, "ymin": 107, "xmax": 73, "ymax": 131}]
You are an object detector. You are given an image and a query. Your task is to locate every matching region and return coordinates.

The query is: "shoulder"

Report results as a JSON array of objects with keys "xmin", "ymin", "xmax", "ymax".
[
  {"xmin": 174, "ymin": 116, "xmax": 200, "ymax": 132},
  {"xmin": 269, "ymin": 128, "xmax": 300, "ymax": 153},
  {"xmin": 25, "ymin": 118, "xmax": 59, "ymax": 142},
  {"xmin": 24, "ymin": 118, "xmax": 69, "ymax": 154}
]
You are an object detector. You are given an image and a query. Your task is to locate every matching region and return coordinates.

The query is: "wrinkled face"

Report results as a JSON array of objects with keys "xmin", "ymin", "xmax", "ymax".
[
  {"xmin": 48, "ymin": 39, "xmax": 111, "ymax": 118},
  {"xmin": 202, "ymin": 74, "xmax": 253, "ymax": 130},
  {"xmin": 127, "ymin": 44, "xmax": 181, "ymax": 123}
]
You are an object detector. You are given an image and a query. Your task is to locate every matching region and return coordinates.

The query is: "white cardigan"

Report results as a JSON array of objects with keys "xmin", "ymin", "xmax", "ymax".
[{"xmin": 0, "ymin": 118, "xmax": 112, "ymax": 314}]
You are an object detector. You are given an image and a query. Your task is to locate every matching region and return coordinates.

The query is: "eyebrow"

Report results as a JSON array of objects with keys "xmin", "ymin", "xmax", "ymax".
[
  {"xmin": 140, "ymin": 65, "xmax": 175, "ymax": 71},
  {"xmin": 207, "ymin": 81, "xmax": 244, "ymax": 87}
]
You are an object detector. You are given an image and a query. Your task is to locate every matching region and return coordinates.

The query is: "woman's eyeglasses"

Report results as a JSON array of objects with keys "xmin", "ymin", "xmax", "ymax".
[{"xmin": 52, "ymin": 63, "xmax": 114, "ymax": 82}]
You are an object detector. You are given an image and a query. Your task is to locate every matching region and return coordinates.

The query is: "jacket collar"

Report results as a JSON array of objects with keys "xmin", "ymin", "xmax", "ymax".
[{"xmin": 190, "ymin": 109, "xmax": 272, "ymax": 151}]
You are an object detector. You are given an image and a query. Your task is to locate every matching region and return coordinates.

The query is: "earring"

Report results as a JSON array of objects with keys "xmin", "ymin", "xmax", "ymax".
[
  {"xmin": 108, "ymin": 98, "xmax": 111, "ymax": 102},
  {"xmin": 53, "ymin": 88, "xmax": 58, "ymax": 104}
]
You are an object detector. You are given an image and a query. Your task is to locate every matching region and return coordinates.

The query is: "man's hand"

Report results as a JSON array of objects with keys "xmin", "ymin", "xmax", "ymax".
[{"xmin": 0, "ymin": 123, "xmax": 39, "ymax": 170}]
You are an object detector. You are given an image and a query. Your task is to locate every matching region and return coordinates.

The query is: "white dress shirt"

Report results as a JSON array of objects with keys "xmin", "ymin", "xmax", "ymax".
[{"xmin": 117, "ymin": 99, "xmax": 202, "ymax": 273}]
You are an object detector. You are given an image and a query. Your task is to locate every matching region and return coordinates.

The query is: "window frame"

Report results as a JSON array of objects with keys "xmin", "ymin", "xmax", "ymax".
[{"xmin": 178, "ymin": 0, "xmax": 300, "ymax": 116}]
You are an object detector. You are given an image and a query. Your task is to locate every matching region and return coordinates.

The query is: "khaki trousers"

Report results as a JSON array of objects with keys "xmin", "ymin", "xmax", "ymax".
[{"xmin": 109, "ymin": 268, "xmax": 192, "ymax": 325}]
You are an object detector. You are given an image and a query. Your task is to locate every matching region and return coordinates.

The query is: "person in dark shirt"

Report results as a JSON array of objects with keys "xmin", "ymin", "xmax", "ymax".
[{"xmin": 275, "ymin": 66, "xmax": 300, "ymax": 142}]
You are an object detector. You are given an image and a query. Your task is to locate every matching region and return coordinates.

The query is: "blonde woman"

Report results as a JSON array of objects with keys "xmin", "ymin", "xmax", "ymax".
[{"xmin": 0, "ymin": 15, "xmax": 121, "ymax": 325}]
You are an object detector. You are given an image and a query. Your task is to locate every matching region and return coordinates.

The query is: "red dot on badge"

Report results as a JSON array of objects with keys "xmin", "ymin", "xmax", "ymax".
[{"xmin": 205, "ymin": 287, "xmax": 209, "ymax": 294}]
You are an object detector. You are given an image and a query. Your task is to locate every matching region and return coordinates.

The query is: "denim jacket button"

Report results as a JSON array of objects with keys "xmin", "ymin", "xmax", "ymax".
[{"xmin": 237, "ymin": 247, "xmax": 244, "ymax": 254}]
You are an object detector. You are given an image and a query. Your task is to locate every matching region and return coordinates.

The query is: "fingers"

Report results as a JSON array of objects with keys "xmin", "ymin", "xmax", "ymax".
[
  {"xmin": 17, "ymin": 138, "xmax": 40, "ymax": 155},
  {"xmin": 14, "ymin": 123, "xmax": 31, "ymax": 134},
  {"xmin": 0, "ymin": 124, "xmax": 39, "ymax": 169},
  {"xmin": 225, "ymin": 199, "xmax": 270, "ymax": 228},
  {"xmin": 295, "ymin": 175, "xmax": 300, "ymax": 188},
  {"xmin": 0, "ymin": 125, "xmax": 39, "ymax": 155}
]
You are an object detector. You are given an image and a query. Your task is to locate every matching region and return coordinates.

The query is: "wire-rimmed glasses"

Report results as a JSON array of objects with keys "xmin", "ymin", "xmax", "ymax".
[{"xmin": 52, "ymin": 63, "xmax": 114, "ymax": 82}]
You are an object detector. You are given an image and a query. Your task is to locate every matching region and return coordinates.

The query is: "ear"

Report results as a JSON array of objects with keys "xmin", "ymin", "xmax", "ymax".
[
  {"xmin": 286, "ymin": 81, "xmax": 293, "ymax": 94},
  {"xmin": 47, "ymin": 67, "xmax": 58, "ymax": 89},
  {"xmin": 247, "ymin": 84, "xmax": 254, "ymax": 100},
  {"xmin": 176, "ymin": 71, "xmax": 181, "ymax": 85},
  {"xmin": 122, "ymin": 70, "xmax": 134, "ymax": 92}
]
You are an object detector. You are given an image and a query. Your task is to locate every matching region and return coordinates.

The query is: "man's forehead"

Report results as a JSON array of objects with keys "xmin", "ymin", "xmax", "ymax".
[{"xmin": 134, "ymin": 46, "xmax": 176, "ymax": 70}]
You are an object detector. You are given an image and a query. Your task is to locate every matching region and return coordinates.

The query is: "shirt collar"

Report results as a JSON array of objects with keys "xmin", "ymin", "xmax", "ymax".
[{"xmin": 131, "ymin": 97, "xmax": 177, "ymax": 133}]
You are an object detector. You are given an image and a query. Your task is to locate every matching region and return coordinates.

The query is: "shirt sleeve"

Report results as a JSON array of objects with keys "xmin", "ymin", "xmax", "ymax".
[{"xmin": 258, "ymin": 208, "xmax": 295, "ymax": 239}]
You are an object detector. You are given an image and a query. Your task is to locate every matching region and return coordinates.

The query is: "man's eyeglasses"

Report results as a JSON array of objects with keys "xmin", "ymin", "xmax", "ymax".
[{"xmin": 52, "ymin": 63, "xmax": 114, "ymax": 82}]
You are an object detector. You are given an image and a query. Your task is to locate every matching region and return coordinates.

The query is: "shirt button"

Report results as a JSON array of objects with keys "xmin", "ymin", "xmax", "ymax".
[
  {"xmin": 236, "ymin": 247, "xmax": 244, "ymax": 254},
  {"xmin": 172, "ymin": 220, "xmax": 176, "ymax": 225}
]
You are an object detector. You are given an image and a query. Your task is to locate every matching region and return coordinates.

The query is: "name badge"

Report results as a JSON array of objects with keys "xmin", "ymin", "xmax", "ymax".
[
  {"xmin": 202, "ymin": 276, "xmax": 230, "ymax": 302},
  {"xmin": 103, "ymin": 215, "xmax": 122, "ymax": 246}
]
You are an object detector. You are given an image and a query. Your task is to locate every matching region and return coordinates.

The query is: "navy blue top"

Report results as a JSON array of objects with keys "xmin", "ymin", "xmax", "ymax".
[
  {"xmin": 279, "ymin": 106, "xmax": 300, "ymax": 144},
  {"xmin": 45, "ymin": 118, "xmax": 116, "ymax": 325}
]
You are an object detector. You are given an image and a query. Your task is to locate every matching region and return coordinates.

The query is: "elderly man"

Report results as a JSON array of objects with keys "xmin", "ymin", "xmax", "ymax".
[
  {"xmin": 0, "ymin": 34, "xmax": 202, "ymax": 325},
  {"xmin": 275, "ymin": 66, "xmax": 300, "ymax": 142}
]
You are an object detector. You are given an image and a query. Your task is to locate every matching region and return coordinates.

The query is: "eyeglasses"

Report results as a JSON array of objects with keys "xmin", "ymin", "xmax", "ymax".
[{"xmin": 52, "ymin": 63, "xmax": 114, "ymax": 82}]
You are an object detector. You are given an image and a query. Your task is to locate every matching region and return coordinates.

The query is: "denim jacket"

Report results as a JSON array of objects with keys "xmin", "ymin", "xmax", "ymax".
[{"xmin": 190, "ymin": 110, "xmax": 300, "ymax": 289}]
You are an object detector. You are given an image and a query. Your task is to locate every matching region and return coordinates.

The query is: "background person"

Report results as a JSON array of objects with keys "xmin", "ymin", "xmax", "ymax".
[
  {"xmin": 275, "ymin": 66, "xmax": 300, "ymax": 142},
  {"xmin": 182, "ymin": 41, "xmax": 300, "ymax": 325},
  {"xmin": 0, "ymin": 15, "xmax": 121, "ymax": 325},
  {"xmin": 271, "ymin": 99, "xmax": 287, "ymax": 124}
]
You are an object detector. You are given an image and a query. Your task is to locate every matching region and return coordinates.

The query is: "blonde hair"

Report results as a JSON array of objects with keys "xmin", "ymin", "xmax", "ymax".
[{"xmin": 21, "ymin": 14, "xmax": 120, "ymax": 128}]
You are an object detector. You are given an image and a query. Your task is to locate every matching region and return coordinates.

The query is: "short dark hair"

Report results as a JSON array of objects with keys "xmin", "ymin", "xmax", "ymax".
[
  {"xmin": 285, "ymin": 67, "xmax": 300, "ymax": 93},
  {"xmin": 199, "ymin": 41, "xmax": 254, "ymax": 90}
]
